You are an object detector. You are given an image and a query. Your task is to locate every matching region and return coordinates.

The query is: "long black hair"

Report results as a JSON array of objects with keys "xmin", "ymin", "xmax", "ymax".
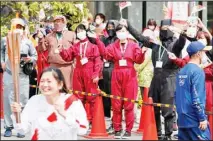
[{"xmin": 40, "ymin": 67, "xmax": 68, "ymax": 93}]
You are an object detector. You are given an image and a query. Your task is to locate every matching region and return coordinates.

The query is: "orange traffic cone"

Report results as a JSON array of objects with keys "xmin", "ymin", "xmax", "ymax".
[
  {"xmin": 142, "ymin": 97, "xmax": 158, "ymax": 140},
  {"xmin": 84, "ymin": 95, "xmax": 113, "ymax": 139},
  {"xmin": 0, "ymin": 72, "xmax": 3, "ymax": 119},
  {"xmin": 134, "ymin": 87, "xmax": 149, "ymax": 134},
  {"xmin": 85, "ymin": 102, "xmax": 92, "ymax": 122}
]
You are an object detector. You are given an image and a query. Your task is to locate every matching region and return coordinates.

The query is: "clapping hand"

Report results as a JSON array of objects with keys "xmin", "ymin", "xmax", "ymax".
[
  {"xmin": 87, "ymin": 31, "xmax": 97, "ymax": 39},
  {"xmin": 167, "ymin": 52, "xmax": 177, "ymax": 60}
]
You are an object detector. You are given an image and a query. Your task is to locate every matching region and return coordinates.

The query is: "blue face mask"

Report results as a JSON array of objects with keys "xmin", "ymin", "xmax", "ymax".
[{"xmin": 45, "ymin": 24, "xmax": 53, "ymax": 30}]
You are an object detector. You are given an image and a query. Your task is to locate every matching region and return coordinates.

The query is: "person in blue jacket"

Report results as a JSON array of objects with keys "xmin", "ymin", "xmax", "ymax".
[{"xmin": 175, "ymin": 41, "xmax": 212, "ymax": 140}]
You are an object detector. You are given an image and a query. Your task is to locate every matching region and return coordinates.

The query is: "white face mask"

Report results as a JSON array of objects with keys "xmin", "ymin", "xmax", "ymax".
[
  {"xmin": 186, "ymin": 27, "xmax": 197, "ymax": 38},
  {"xmin": 198, "ymin": 39, "xmax": 207, "ymax": 46},
  {"xmin": 15, "ymin": 29, "xmax": 24, "ymax": 36},
  {"xmin": 95, "ymin": 19, "xmax": 102, "ymax": 25},
  {"xmin": 77, "ymin": 31, "xmax": 87, "ymax": 40},
  {"xmin": 201, "ymin": 53, "xmax": 208, "ymax": 65},
  {"xmin": 116, "ymin": 32, "xmax": 128, "ymax": 40},
  {"xmin": 148, "ymin": 25, "xmax": 155, "ymax": 31}
]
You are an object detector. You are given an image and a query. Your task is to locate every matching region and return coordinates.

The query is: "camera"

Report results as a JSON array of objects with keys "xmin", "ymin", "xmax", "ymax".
[
  {"xmin": 20, "ymin": 54, "xmax": 27, "ymax": 68},
  {"xmin": 20, "ymin": 54, "xmax": 34, "ymax": 75}
]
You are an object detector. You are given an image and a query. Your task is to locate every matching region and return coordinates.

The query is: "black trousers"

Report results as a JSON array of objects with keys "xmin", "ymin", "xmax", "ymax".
[
  {"xmin": 148, "ymin": 69, "xmax": 177, "ymax": 136},
  {"xmin": 98, "ymin": 63, "xmax": 114, "ymax": 118},
  {"xmin": 29, "ymin": 69, "xmax": 37, "ymax": 98}
]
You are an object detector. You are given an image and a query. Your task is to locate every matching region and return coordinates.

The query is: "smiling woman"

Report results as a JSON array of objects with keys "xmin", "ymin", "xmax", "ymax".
[{"xmin": 11, "ymin": 67, "xmax": 89, "ymax": 140}]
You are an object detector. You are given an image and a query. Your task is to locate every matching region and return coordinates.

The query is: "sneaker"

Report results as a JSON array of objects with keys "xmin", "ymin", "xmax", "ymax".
[
  {"xmin": 106, "ymin": 125, "xmax": 114, "ymax": 134},
  {"xmin": 114, "ymin": 131, "xmax": 122, "ymax": 139},
  {"xmin": 122, "ymin": 131, "xmax": 131, "ymax": 139},
  {"xmin": 163, "ymin": 136, "xmax": 172, "ymax": 140},
  {"xmin": 173, "ymin": 134, "xmax": 178, "ymax": 139},
  {"xmin": 158, "ymin": 135, "xmax": 164, "ymax": 140},
  {"xmin": 4, "ymin": 129, "xmax": 12, "ymax": 137},
  {"xmin": 17, "ymin": 133, "xmax": 25, "ymax": 138}
]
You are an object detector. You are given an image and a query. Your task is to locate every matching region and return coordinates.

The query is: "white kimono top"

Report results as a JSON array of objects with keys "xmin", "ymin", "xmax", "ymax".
[{"xmin": 14, "ymin": 93, "xmax": 89, "ymax": 140}]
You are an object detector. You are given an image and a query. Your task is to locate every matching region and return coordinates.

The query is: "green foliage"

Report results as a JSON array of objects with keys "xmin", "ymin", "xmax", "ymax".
[{"xmin": 1, "ymin": 2, "xmax": 90, "ymax": 37}]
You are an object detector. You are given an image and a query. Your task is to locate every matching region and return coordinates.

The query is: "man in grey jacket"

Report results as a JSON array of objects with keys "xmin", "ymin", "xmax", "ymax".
[{"xmin": 1, "ymin": 18, "xmax": 37, "ymax": 138}]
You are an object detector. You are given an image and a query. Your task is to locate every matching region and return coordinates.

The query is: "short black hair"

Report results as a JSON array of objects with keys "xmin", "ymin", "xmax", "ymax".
[
  {"xmin": 106, "ymin": 20, "xmax": 115, "ymax": 30},
  {"xmin": 94, "ymin": 13, "xmax": 106, "ymax": 23},
  {"xmin": 115, "ymin": 24, "xmax": 127, "ymax": 32},
  {"xmin": 75, "ymin": 24, "xmax": 86, "ymax": 35},
  {"xmin": 147, "ymin": 19, "xmax": 157, "ymax": 27}
]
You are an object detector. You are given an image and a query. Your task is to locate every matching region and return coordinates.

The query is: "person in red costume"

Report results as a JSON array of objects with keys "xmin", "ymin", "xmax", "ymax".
[
  {"xmin": 57, "ymin": 24, "xmax": 103, "ymax": 124},
  {"xmin": 90, "ymin": 24, "xmax": 145, "ymax": 139}
]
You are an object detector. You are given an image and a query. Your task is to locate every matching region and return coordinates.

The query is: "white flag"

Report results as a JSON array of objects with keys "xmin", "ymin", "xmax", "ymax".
[
  {"xmin": 191, "ymin": 5, "xmax": 206, "ymax": 15},
  {"xmin": 119, "ymin": 1, "xmax": 132, "ymax": 11},
  {"xmin": 39, "ymin": 9, "xmax": 45, "ymax": 21},
  {"xmin": 75, "ymin": 4, "xmax": 84, "ymax": 13}
]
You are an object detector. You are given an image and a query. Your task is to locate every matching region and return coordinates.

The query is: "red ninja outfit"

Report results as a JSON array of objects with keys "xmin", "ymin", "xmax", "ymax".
[
  {"xmin": 96, "ymin": 38, "xmax": 144, "ymax": 132},
  {"xmin": 60, "ymin": 38, "xmax": 102, "ymax": 122}
]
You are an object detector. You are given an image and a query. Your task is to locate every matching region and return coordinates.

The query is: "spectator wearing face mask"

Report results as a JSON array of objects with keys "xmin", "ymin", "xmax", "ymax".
[
  {"xmin": 42, "ymin": 15, "xmax": 76, "ymax": 90},
  {"xmin": 122, "ymin": 18, "xmax": 187, "ymax": 140},
  {"xmin": 58, "ymin": 24, "xmax": 103, "ymax": 125},
  {"xmin": 94, "ymin": 24, "xmax": 145, "ymax": 139},
  {"xmin": 143, "ymin": 19, "xmax": 160, "ymax": 43},
  {"xmin": 97, "ymin": 20, "xmax": 118, "ymax": 133},
  {"xmin": 43, "ymin": 16, "xmax": 54, "ymax": 35},
  {"xmin": 33, "ymin": 28, "xmax": 50, "ymax": 84},
  {"xmin": 94, "ymin": 13, "xmax": 108, "ymax": 38},
  {"xmin": 1, "ymin": 18, "xmax": 37, "ymax": 138}
]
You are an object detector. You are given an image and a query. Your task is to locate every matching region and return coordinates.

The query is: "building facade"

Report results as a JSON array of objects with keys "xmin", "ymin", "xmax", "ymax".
[{"xmin": 88, "ymin": 1, "xmax": 213, "ymax": 33}]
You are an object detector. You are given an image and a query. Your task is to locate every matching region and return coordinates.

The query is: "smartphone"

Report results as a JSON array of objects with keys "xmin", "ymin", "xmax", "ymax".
[{"xmin": 21, "ymin": 54, "xmax": 27, "ymax": 58}]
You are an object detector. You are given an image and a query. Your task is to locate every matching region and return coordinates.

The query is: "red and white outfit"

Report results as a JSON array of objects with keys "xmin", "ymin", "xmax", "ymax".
[
  {"xmin": 59, "ymin": 38, "xmax": 103, "ymax": 122},
  {"xmin": 96, "ymin": 38, "xmax": 145, "ymax": 132},
  {"xmin": 13, "ymin": 94, "xmax": 88, "ymax": 140}
]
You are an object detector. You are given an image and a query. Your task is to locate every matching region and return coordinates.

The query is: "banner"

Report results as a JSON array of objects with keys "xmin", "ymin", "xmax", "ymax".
[{"xmin": 167, "ymin": 2, "xmax": 189, "ymax": 24}]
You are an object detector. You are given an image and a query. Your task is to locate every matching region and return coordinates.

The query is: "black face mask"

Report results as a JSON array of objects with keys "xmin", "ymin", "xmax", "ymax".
[
  {"xmin": 160, "ymin": 29, "xmax": 174, "ymax": 41},
  {"xmin": 107, "ymin": 29, "xmax": 116, "ymax": 37}
]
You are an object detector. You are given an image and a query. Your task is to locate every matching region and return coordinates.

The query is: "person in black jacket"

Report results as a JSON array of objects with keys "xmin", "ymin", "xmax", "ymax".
[
  {"xmin": 121, "ymin": 19, "xmax": 186, "ymax": 140},
  {"xmin": 99, "ymin": 20, "xmax": 118, "ymax": 133}
]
